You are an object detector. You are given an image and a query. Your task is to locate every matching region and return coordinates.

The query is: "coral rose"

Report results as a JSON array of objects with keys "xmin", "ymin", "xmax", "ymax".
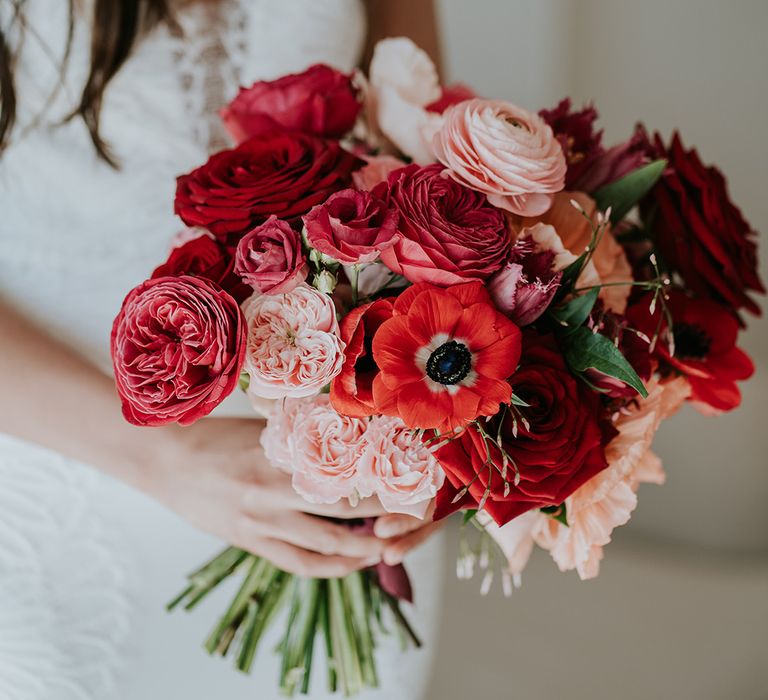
[
  {"xmin": 242, "ymin": 283, "xmax": 345, "ymax": 399},
  {"xmin": 111, "ymin": 276, "xmax": 246, "ymax": 426},
  {"xmin": 432, "ymin": 98, "xmax": 567, "ymax": 216}
]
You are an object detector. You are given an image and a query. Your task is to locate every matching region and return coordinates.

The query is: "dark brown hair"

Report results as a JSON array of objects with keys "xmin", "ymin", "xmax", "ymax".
[{"xmin": 0, "ymin": 0, "xmax": 170, "ymax": 166}]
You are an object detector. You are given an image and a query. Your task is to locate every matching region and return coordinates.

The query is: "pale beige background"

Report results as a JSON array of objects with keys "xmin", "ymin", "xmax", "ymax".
[{"xmin": 426, "ymin": 1, "xmax": 768, "ymax": 698}]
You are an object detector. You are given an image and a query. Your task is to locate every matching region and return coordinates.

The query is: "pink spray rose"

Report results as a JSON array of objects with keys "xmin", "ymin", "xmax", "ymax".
[
  {"xmin": 234, "ymin": 215, "xmax": 308, "ymax": 295},
  {"xmin": 242, "ymin": 283, "xmax": 345, "ymax": 399},
  {"xmin": 303, "ymin": 189, "xmax": 400, "ymax": 264},
  {"xmin": 111, "ymin": 276, "xmax": 246, "ymax": 426},
  {"xmin": 357, "ymin": 416, "xmax": 444, "ymax": 519},
  {"xmin": 432, "ymin": 99, "xmax": 567, "ymax": 216}
]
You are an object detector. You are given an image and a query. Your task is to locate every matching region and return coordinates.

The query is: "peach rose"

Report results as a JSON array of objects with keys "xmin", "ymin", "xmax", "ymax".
[
  {"xmin": 357, "ymin": 416, "xmax": 445, "ymax": 518},
  {"xmin": 432, "ymin": 99, "xmax": 567, "ymax": 216},
  {"xmin": 242, "ymin": 283, "xmax": 345, "ymax": 399},
  {"xmin": 523, "ymin": 191, "xmax": 633, "ymax": 313},
  {"xmin": 352, "ymin": 154, "xmax": 407, "ymax": 191}
]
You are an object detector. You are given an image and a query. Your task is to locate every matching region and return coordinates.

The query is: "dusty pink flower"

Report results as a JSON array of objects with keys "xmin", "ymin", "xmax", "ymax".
[
  {"xmin": 352, "ymin": 154, "xmax": 407, "ymax": 191},
  {"xmin": 234, "ymin": 215, "xmax": 308, "ymax": 295},
  {"xmin": 357, "ymin": 416, "xmax": 444, "ymax": 518},
  {"xmin": 303, "ymin": 189, "xmax": 400, "ymax": 264},
  {"xmin": 432, "ymin": 99, "xmax": 567, "ymax": 216},
  {"xmin": 242, "ymin": 283, "xmax": 345, "ymax": 399}
]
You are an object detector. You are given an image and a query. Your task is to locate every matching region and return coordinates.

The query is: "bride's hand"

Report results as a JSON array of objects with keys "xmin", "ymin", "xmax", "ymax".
[{"xmin": 141, "ymin": 417, "xmax": 390, "ymax": 578}]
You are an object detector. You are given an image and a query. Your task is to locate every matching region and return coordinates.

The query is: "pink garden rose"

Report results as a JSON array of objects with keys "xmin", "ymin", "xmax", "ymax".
[
  {"xmin": 220, "ymin": 64, "xmax": 360, "ymax": 142},
  {"xmin": 234, "ymin": 215, "xmax": 308, "ymax": 295},
  {"xmin": 261, "ymin": 395, "xmax": 368, "ymax": 504},
  {"xmin": 303, "ymin": 189, "xmax": 400, "ymax": 264},
  {"xmin": 242, "ymin": 283, "xmax": 345, "ymax": 399},
  {"xmin": 432, "ymin": 99, "xmax": 567, "ymax": 216},
  {"xmin": 357, "ymin": 416, "xmax": 444, "ymax": 518},
  {"xmin": 352, "ymin": 154, "xmax": 407, "ymax": 191},
  {"xmin": 111, "ymin": 276, "xmax": 246, "ymax": 426}
]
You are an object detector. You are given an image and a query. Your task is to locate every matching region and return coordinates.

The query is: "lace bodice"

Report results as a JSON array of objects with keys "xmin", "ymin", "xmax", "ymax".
[{"xmin": 0, "ymin": 0, "xmax": 366, "ymax": 374}]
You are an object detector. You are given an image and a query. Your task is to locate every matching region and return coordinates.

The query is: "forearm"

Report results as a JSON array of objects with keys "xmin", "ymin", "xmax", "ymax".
[{"xmin": 0, "ymin": 298, "xmax": 173, "ymax": 489}]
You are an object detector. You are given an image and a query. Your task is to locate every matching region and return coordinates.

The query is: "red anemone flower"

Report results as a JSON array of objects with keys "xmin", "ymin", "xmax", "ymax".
[{"xmin": 371, "ymin": 282, "xmax": 522, "ymax": 432}]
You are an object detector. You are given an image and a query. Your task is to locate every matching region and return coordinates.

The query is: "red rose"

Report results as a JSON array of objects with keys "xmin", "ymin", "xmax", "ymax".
[
  {"xmin": 425, "ymin": 83, "xmax": 476, "ymax": 113},
  {"xmin": 638, "ymin": 129, "xmax": 764, "ymax": 316},
  {"xmin": 375, "ymin": 164, "xmax": 511, "ymax": 286},
  {"xmin": 330, "ymin": 298, "xmax": 395, "ymax": 417},
  {"xmin": 174, "ymin": 133, "xmax": 362, "ymax": 240},
  {"xmin": 434, "ymin": 332, "xmax": 611, "ymax": 526},
  {"xmin": 151, "ymin": 232, "xmax": 250, "ymax": 302},
  {"xmin": 303, "ymin": 189, "xmax": 399, "ymax": 264},
  {"xmin": 220, "ymin": 64, "xmax": 361, "ymax": 142},
  {"xmin": 111, "ymin": 276, "xmax": 246, "ymax": 426},
  {"xmin": 234, "ymin": 215, "xmax": 308, "ymax": 294},
  {"xmin": 627, "ymin": 292, "xmax": 754, "ymax": 413}
]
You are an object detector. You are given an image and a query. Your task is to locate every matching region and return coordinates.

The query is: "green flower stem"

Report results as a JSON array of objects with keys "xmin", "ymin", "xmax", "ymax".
[
  {"xmin": 279, "ymin": 577, "xmax": 321, "ymax": 695},
  {"xmin": 318, "ymin": 583, "xmax": 337, "ymax": 693},
  {"xmin": 166, "ymin": 547, "xmax": 249, "ymax": 612},
  {"xmin": 328, "ymin": 578, "xmax": 363, "ymax": 696},
  {"xmin": 343, "ymin": 572, "xmax": 378, "ymax": 688}
]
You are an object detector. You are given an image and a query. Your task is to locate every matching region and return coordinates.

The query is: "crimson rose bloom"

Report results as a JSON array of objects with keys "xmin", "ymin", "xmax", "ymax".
[
  {"xmin": 330, "ymin": 297, "xmax": 395, "ymax": 417},
  {"xmin": 234, "ymin": 215, "xmax": 308, "ymax": 294},
  {"xmin": 434, "ymin": 332, "xmax": 611, "ymax": 526},
  {"xmin": 220, "ymin": 64, "xmax": 361, "ymax": 142},
  {"xmin": 303, "ymin": 189, "xmax": 399, "ymax": 264},
  {"xmin": 374, "ymin": 164, "xmax": 511, "ymax": 286},
  {"xmin": 175, "ymin": 133, "xmax": 362, "ymax": 239},
  {"xmin": 111, "ymin": 276, "xmax": 246, "ymax": 426},
  {"xmin": 638, "ymin": 129, "xmax": 764, "ymax": 316},
  {"xmin": 151, "ymin": 232, "xmax": 250, "ymax": 302}
]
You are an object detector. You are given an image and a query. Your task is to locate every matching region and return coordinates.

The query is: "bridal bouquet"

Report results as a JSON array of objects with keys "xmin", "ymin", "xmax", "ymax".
[{"xmin": 111, "ymin": 38, "xmax": 762, "ymax": 695}]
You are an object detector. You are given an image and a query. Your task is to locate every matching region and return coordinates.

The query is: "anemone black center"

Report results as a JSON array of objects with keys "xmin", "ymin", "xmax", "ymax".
[
  {"xmin": 673, "ymin": 322, "xmax": 711, "ymax": 359},
  {"xmin": 426, "ymin": 340, "xmax": 472, "ymax": 385},
  {"xmin": 354, "ymin": 334, "xmax": 377, "ymax": 375}
]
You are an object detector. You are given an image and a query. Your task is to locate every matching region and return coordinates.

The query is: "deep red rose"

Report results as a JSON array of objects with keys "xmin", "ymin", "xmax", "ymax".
[
  {"xmin": 374, "ymin": 164, "xmax": 511, "ymax": 286},
  {"xmin": 330, "ymin": 298, "xmax": 395, "ymax": 417},
  {"xmin": 174, "ymin": 133, "xmax": 362, "ymax": 240},
  {"xmin": 434, "ymin": 332, "xmax": 611, "ymax": 526},
  {"xmin": 303, "ymin": 189, "xmax": 400, "ymax": 264},
  {"xmin": 638, "ymin": 128, "xmax": 764, "ymax": 316},
  {"xmin": 234, "ymin": 215, "xmax": 308, "ymax": 294},
  {"xmin": 627, "ymin": 291, "xmax": 754, "ymax": 413},
  {"xmin": 425, "ymin": 83, "xmax": 476, "ymax": 113},
  {"xmin": 220, "ymin": 64, "xmax": 361, "ymax": 142},
  {"xmin": 151, "ymin": 232, "xmax": 250, "ymax": 303},
  {"xmin": 111, "ymin": 276, "xmax": 246, "ymax": 426}
]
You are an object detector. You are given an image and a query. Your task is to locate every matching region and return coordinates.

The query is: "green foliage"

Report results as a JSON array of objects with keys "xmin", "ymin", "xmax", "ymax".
[{"xmin": 593, "ymin": 159, "xmax": 667, "ymax": 223}]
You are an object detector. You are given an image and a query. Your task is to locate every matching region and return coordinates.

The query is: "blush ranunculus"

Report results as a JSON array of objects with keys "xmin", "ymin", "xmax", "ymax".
[
  {"xmin": 638, "ymin": 128, "xmax": 764, "ymax": 317},
  {"xmin": 330, "ymin": 297, "xmax": 395, "ymax": 417},
  {"xmin": 371, "ymin": 282, "xmax": 522, "ymax": 433},
  {"xmin": 374, "ymin": 163, "xmax": 512, "ymax": 286},
  {"xmin": 434, "ymin": 331, "xmax": 612, "ymax": 526},
  {"xmin": 351, "ymin": 154, "xmax": 407, "ymax": 191},
  {"xmin": 242, "ymin": 283, "xmax": 345, "ymax": 399},
  {"xmin": 220, "ymin": 64, "xmax": 361, "ymax": 142},
  {"xmin": 432, "ymin": 98, "xmax": 567, "ymax": 217},
  {"xmin": 151, "ymin": 230, "xmax": 250, "ymax": 303},
  {"xmin": 357, "ymin": 416, "xmax": 445, "ymax": 519},
  {"xmin": 303, "ymin": 189, "xmax": 400, "ymax": 264},
  {"xmin": 174, "ymin": 132, "xmax": 362, "ymax": 240},
  {"xmin": 234, "ymin": 215, "xmax": 308, "ymax": 294},
  {"xmin": 111, "ymin": 276, "xmax": 246, "ymax": 426}
]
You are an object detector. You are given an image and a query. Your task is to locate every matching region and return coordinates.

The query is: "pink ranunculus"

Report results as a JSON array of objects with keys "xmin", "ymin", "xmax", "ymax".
[
  {"xmin": 303, "ymin": 189, "xmax": 400, "ymax": 264},
  {"xmin": 375, "ymin": 163, "xmax": 511, "ymax": 286},
  {"xmin": 261, "ymin": 394, "xmax": 368, "ymax": 504},
  {"xmin": 111, "ymin": 276, "xmax": 246, "ymax": 426},
  {"xmin": 242, "ymin": 283, "xmax": 345, "ymax": 399},
  {"xmin": 352, "ymin": 154, "xmax": 407, "ymax": 191},
  {"xmin": 220, "ymin": 64, "xmax": 361, "ymax": 142},
  {"xmin": 432, "ymin": 99, "xmax": 567, "ymax": 217},
  {"xmin": 357, "ymin": 416, "xmax": 445, "ymax": 518},
  {"xmin": 234, "ymin": 215, "xmax": 308, "ymax": 295}
]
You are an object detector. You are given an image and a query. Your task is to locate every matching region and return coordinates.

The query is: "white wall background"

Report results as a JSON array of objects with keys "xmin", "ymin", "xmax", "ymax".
[{"xmin": 428, "ymin": 2, "xmax": 768, "ymax": 697}]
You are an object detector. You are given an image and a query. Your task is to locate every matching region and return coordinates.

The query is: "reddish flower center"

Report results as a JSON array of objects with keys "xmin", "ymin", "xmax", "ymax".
[
  {"xmin": 673, "ymin": 322, "xmax": 711, "ymax": 360},
  {"xmin": 426, "ymin": 341, "xmax": 472, "ymax": 385}
]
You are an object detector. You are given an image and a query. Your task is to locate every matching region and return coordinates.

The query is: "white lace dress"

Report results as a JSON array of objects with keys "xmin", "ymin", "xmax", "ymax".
[{"xmin": 0, "ymin": 2, "xmax": 442, "ymax": 698}]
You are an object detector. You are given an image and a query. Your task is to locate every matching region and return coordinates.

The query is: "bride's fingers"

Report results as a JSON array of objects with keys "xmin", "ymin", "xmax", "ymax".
[
  {"xmin": 374, "ymin": 513, "xmax": 425, "ymax": 538},
  {"xmin": 241, "ymin": 536, "xmax": 378, "ymax": 578},
  {"xmin": 382, "ymin": 520, "xmax": 445, "ymax": 566}
]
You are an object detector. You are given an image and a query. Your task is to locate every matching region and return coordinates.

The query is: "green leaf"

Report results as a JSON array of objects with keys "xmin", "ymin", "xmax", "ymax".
[
  {"xmin": 510, "ymin": 393, "xmax": 530, "ymax": 407},
  {"xmin": 550, "ymin": 288, "xmax": 599, "ymax": 331},
  {"xmin": 593, "ymin": 159, "xmax": 667, "ymax": 223},
  {"xmin": 564, "ymin": 327, "xmax": 648, "ymax": 398},
  {"xmin": 461, "ymin": 509, "xmax": 478, "ymax": 525},
  {"xmin": 541, "ymin": 504, "xmax": 568, "ymax": 527},
  {"xmin": 557, "ymin": 251, "xmax": 588, "ymax": 296}
]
